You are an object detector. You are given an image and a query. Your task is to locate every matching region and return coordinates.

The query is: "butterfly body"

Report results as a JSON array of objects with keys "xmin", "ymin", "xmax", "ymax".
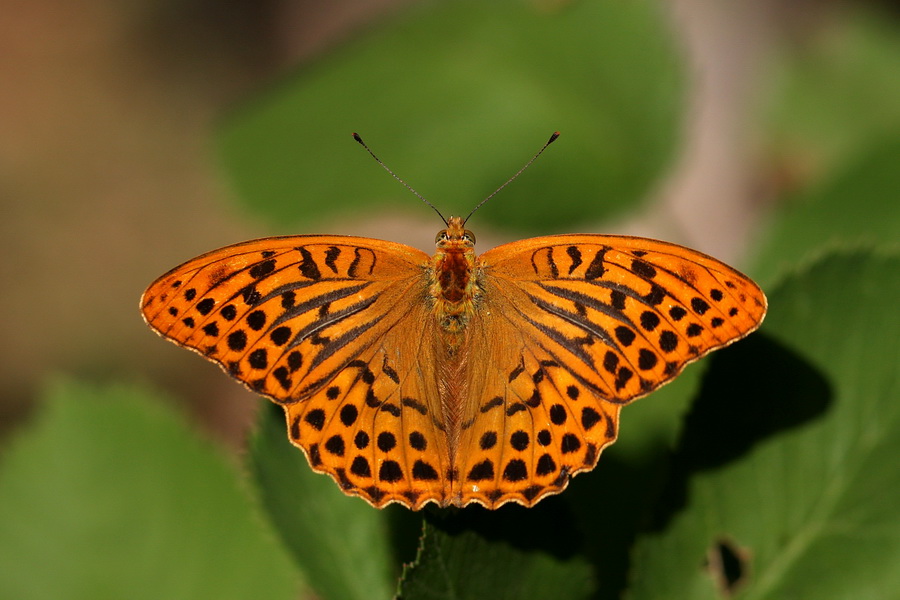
[
  {"xmin": 142, "ymin": 223, "xmax": 766, "ymax": 509},
  {"xmin": 430, "ymin": 216, "xmax": 478, "ymax": 339}
]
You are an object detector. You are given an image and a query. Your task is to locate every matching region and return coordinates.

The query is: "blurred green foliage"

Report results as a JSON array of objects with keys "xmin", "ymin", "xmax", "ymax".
[
  {"xmin": 3, "ymin": 1, "xmax": 900, "ymax": 599},
  {"xmin": 754, "ymin": 138, "xmax": 900, "ymax": 284},
  {"xmin": 218, "ymin": 0, "xmax": 683, "ymax": 233},
  {"xmin": 0, "ymin": 380, "xmax": 299, "ymax": 600},
  {"xmin": 760, "ymin": 8, "xmax": 900, "ymax": 178}
]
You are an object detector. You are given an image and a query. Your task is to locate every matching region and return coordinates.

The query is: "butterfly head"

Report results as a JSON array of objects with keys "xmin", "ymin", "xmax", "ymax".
[{"xmin": 436, "ymin": 216, "xmax": 476, "ymax": 250}]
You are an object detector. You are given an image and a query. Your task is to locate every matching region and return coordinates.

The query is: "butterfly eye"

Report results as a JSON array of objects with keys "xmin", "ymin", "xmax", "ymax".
[
  {"xmin": 463, "ymin": 230, "xmax": 476, "ymax": 245},
  {"xmin": 435, "ymin": 230, "xmax": 449, "ymax": 244}
]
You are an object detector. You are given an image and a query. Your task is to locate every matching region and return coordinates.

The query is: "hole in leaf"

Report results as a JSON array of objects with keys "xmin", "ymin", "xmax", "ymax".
[{"xmin": 705, "ymin": 536, "xmax": 750, "ymax": 597}]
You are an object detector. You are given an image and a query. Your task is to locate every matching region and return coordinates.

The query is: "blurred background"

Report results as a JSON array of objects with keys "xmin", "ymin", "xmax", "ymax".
[{"xmin": 1, "ymin": 0, "xmax": 898, "ymax": 598}]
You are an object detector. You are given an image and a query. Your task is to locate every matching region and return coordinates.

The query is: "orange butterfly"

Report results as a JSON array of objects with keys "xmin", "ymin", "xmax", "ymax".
[{"xmin": 141, "ymin": 134, "xmax": 766, "ymax": 509}]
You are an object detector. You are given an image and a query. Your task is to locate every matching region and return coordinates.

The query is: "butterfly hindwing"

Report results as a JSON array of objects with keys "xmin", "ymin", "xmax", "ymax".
[
  {"xmin": 283, "ymin": 316, "xmax": 451, "ymax": 509},
  {"xmin": 452, "ymin": 315, "xmax": 622, "ymax": 507}
]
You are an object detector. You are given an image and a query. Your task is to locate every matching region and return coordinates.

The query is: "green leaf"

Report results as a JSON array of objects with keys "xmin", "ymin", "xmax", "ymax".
[
  {"xmin": 218, "ymin": 0, "xmax": 683, "ymax": 232},
  {"xmin": 398, "ymin": 502, "xmax": 593, "ymax": 600},
  {"xmin": 0, "ymin": 379, "xmax": 299, "ymax": 600},
  {"xmin": 628, "ymin": 251, "xmax": 900, "ymax": 599},
  {"xmin": 754, "ymin": 138, "xmax": 900, "ymax": 284},
  {"xmin": 760, "ymin": 7, "xmax": 900, "ymax": 177},
  {"xmin": 248, "ymin": 403, "xmax": 409, "ymax": 600}
]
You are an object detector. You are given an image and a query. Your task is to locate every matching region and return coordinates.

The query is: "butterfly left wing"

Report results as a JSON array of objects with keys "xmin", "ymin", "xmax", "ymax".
[
  {"xmin": 449, "ymin": 234, "xmax": 767, "ymax": 508},
  {"xmin": 141, "ymin": 236, "xmax": 453, "ymax": 508}
]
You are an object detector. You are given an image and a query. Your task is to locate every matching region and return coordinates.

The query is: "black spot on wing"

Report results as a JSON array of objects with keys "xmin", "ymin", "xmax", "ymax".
[
  {"xmin": 584, "ymin": 248, "xmax": 608, "ymax": 280},
  {"xmin": 566, "ymin": 246, "xmax": 582, "ymax": 275},
  {"xmin": 547, "ymin": 251, "xmax": 559, "ymax": 278},
  {"xmin": 380, "ymin": 403, "xmax": 401, "ymax": 417},
  {"xmin": 196, "ymin": 298, "xmax": 215, "ymax": 315},
  {"xmin": 640, "ymin": 311, "xmax": 661, "ymax": 331},
  {"xmin": 304, "ymin": 408, "xmax": 325, "ymax": 431},
  {"xmin": 506, "ymin": 403, "xmax": 526, "ymax": 416},
  {"xmin": 480, "ymin": 396, "xmax": 503, "ymax": 413},
  {"xmin": 691, "ymin": 297, "xmax": 711, "ymax": 315},
  {"xmin": 643, "ymin": 284, "xmax": 666, "ymax": 306},
  {"xmin": 503, "ymin": 459, "xmax": 528, "ymax": 482},
  {"xmin": 270, "ymin": 326, "xmax": 291, "ymax": 346},
  {"xmin": 297, "ymin": 247, "xmax": 321, "ymax": 280},
  {"xmin": 347, "ymin": 247, "xmax": 376, "ymax": 278},
  {"xmin": 340, "ymin": 404, "xmax": 358, "ymax": 426},
  {"xmin": 239, "ymin": 285, "xmax": 261, "ymax": 307},
  {"xmin": 467, "ymin": 460, "xmax": 494, "ymax": 481},
  {"xmin": 351, "ymin": 456, "xmax": 371, "ymax": 477},
  {"xmin": 246, "ymin": 310, "xmax": 266, "ymax": 331},
  {"xmin": 480, "ymin": 431, "xmax": 498, "ymax": 450},
  {"xmin": 227, "ymin": 330, "xmax": 247, "ymax": 351},
  {"xmin": 324, "ymin": 246, "xmax": 341, "ymax": 273},
  {"xmin": 412, "ymin": 460, "xmax": 439, "ymax": 480},
  {"xmin": 402, "ymin": 397, "xmax": 428, "ymax": 415},
  {"xmin": 409, "ymin": 432, "xmax": 427, "ymax": 451},
  {"xmin": 631, "ymin": 259, "xmax": 657, "ymax": 279},
  {"xmin": 508, "ymin": 359, "xmax": 525, "ymax": 382},
  {"xmin": 249, "ymin": 259, "xmax": 276, "ymax": 279},
  {"xmin": 379, "ymin": 461, "xmax": 404, "ymax": 482},
  {"xmin": 536, "ymin": 454, "xmax": 557, "ymax": 476},
  {"xmin": 281, "ymin": 291, "xmax": 296, "ymax": 309},
  {"xmin": 382, "ymin": 357, "xmax": 400, "ymax": 383}
]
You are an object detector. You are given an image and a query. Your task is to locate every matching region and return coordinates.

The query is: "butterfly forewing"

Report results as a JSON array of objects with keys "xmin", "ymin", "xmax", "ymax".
[
  {"xmin": 142, "ymin": 236, "xmax": 426, "ymax": 398},
  {"xmin": 479, "ymin": 234, "xmax": 767, "ymax": 403}
]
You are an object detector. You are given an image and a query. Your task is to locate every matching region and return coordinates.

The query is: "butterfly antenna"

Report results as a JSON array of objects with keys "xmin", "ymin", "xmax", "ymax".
[
  {"xmin": 353, "ymin": 133, "xmax": 448, "ymax": 226},
  {"xmin": 463, "ymin": 131, "xmax": 560, "ymax": 225}
]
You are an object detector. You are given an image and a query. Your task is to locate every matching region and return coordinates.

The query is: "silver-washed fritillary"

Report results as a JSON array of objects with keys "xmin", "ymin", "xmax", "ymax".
[{"xmin": 140, "ymin": 133, "xmax": 766, "ymax": 509}]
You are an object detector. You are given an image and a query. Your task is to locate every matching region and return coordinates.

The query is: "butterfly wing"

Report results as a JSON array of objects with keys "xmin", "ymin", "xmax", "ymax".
[
  {"xmin": 450, "ymin": 235, "xmax": 767, "ymax": 508},
  {"xmin": 141, "ymin": 236, "xmax": 450, "ymax": 508}
]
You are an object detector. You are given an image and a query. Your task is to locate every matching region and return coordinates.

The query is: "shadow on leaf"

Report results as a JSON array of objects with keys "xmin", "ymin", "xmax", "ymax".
[
  {"xmin": 397, "ymin": 498, "xmax": 593, "ymax": 599},
  {"xmin": 423, "ymin": 494, "xmax": 584, "ymax": 559},
  {"xmin": 650, "ymin": 332, "xmax": 833, "ymax": 531}
]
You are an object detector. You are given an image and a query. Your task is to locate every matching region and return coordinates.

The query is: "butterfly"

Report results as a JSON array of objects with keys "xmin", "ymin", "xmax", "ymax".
[{"xmin": 140, "ymin": 133, "xmax": 767, "ymax": 509}]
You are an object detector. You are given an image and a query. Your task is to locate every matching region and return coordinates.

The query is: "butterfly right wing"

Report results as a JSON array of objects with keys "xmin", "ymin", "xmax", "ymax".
[
  {"xmin": 448, "ymin": 234, "xmax": 766, "ymax": 508},
  {"xmin": 141, "ymin": 236, "xmax": 451, "ymax": 508}
]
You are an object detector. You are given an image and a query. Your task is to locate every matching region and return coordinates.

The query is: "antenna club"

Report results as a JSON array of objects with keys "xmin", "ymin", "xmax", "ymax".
[
  {"xmin": 549, "ymin": 131, "xmax": 560, "ymax": 143},
  {"xmin": 352, "ymin": 132, "xmax": 363, "ymax": 143}
]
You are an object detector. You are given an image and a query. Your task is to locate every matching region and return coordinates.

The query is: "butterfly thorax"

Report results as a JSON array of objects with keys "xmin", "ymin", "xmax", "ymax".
[{"xmin": 430, "ymin": 217, "xmax": 479, "ymax": 340}]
